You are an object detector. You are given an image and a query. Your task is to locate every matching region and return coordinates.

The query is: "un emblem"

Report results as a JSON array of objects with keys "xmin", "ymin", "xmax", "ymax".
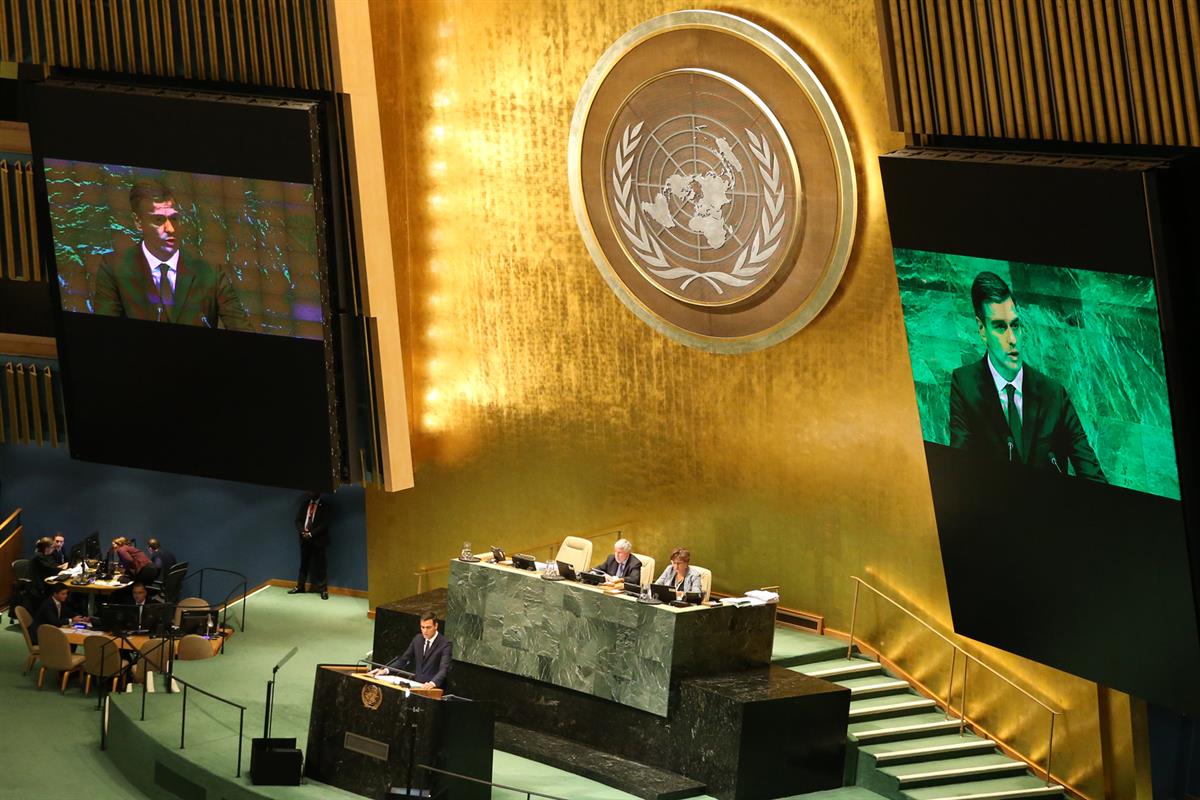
[
  {"xmin": 361, "ymin": 682, "xmax": 383, "ymax": 710},
  {"xmin": 570, "ymin": 12, "xmax": 856, "ymax": 352}
]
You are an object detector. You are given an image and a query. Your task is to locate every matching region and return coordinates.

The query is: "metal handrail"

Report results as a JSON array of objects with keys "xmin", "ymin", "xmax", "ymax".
[
  {"xmin": 0, "ymin": 506, "xmax": 21, "ymax": 538},
  {"xmin": 173, "ymin": 676, "xmax": 248, "ymax": 778},
  {"xmin": 411, "ymin": 524, "xmax": 631, "ymax": 593},
  {"xmin": 418, "ymin": 764, "xmax": 571, "ymax": 800},
  {"xmin": 846, "ymin": 575, "xmax": 1061, "ymax": 787},
  {"xmin": 183, "ymin": 567, "xmax": 248, "ymax": 632}
]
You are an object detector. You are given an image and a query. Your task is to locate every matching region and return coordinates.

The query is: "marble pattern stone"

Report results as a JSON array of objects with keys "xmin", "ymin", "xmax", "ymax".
[{"xmin": 445, "ymin": 560, "xmax": 774, "ymax": 716}]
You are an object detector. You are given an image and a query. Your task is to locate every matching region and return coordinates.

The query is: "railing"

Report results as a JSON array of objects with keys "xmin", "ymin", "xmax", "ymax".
[
  {"xmin": 418, "ymin": 764, "xmax": 570, "ymax": 800},
  {"xmin": 183, "ymin": 567, "xmax": 249, "ymax": 633},
  {"xmin": 176, "ymin": 676, "xmax": 248, "ymax": 778},
  {"xmin": 0, "ymin": 507, "xmax": 23, "ymax": 614},
  {"xmin": 411, "ymin": 525, "xmax": 632, "ymax": 593},
  {"xmin": 846, "ymin": 575, "xmax": 1060, "ymax": 788}
]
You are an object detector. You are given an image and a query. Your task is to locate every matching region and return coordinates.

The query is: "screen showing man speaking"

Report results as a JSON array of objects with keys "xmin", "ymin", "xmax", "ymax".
[
  {"xmin": 46, "ymin": 159, "xmax": 324, "ymax": 340},
  {"xmin": 895, "ymin": 247, "xmax": 1180, "ymax": 501}
]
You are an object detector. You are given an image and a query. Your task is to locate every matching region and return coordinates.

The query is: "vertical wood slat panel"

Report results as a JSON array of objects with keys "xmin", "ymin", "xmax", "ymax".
[
  {"xmin": 946, "ymin": 0, "xmax": 973, "ymax": 135},
  {"xmin": 991, "ymin": 0, "xmax": 1019, "ymax": 137},
  {"xmin": 1082, "ymin": 0, "xmax": 1114, "ymax": 143},
  {"xmin": 1180, "ymin": 2, "xmax": 1200, "ymax": 142},
  {"xmin": 0, "ymin": 161, "xmax": 11, "ymax": 281},
  {"xmin": 27, "ymin": 362, "xmax": 42, "ymax": 446},
  {"xmin": 14, "ymin": 364, "xmax": 28, "ymax": 445},
  {"xmin": 921, "ymin": 2, "xmax": 951, "ymax": 135},
  {"xmin": 24, "ymin": 164, "xmax": 40, "ymax": 281},
  {"xmin": 13, "ymin": 162, "xmax": 29, "ymax": 281},
  {"xmin": 1155, "ymin": 2, "xmax": 1187, "ymax": 145},
  {"xmin": 4, "ymin": 364, "xmax": 18, "ymax": 446},
  {"xmin": 905, "ymin": 0, "xmax": 936, "ymax": 132},
  {"xmin": 43, "ymin": 367, "xmax": 58, "ymax": 448},
  {"xmin": 1009, "ymin": 0, "xmax": 1037, "ymax": 139}
]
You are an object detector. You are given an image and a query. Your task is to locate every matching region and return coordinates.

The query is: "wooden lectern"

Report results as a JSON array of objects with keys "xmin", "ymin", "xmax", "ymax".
[{"xmin": 305, "ymin": 665, "xmax": 493, "ymax": 799}]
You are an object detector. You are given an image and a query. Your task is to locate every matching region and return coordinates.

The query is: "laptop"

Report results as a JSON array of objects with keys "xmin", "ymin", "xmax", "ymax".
[{"xmin": 555, "ymin": 560, "xmax": 578, "ymax": 581}]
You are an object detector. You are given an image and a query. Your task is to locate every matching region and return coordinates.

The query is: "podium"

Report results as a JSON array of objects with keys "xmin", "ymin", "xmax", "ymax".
[{"xmin": 305, "ymin": 665, "xmax": 493, "ymax": 799}]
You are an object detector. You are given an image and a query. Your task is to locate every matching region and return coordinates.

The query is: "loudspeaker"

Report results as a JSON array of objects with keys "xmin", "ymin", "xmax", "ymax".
[{"xmin": 250, "ymin": 737, "xmax": 303, "ymax": 786}]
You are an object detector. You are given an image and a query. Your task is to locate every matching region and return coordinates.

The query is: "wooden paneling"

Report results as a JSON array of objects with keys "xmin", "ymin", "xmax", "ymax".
[
  {"xmin": 879, "ymin": 0, "xmax": 1200, "ymax": 146},
  {"xmin": 0, "ymin": 0, "xmax": 333, "ymax": 91},
  {"xmin": 1, "ymin": 360, "xmax": 63, "ymax": 447}
]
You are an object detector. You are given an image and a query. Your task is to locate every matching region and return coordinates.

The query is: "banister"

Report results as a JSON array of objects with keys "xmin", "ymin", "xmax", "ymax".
[
  {"xmin": 846, "ymin": 574, "xmax": 1061, "ymax": 788},
  {"xmin": 0, "ymin": 506, "xmax": 22, "ymax": 535}
]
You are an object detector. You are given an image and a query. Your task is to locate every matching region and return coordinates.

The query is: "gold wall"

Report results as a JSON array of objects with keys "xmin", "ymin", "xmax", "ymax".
[{"xmin": 362, "ymin": 1, "xmax": 1121, "ymax": 796}]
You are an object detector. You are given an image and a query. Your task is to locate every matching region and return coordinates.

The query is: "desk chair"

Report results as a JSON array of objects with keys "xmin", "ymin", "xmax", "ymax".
[
  {"xmin": 690, "ymin": 566, "xmax": 713, "ymax": 602},
  {"xmin": 177, "ymin": 634, "xmax": 215, "ymax": 661},
  {"xmin": 132, "ymin": 637, "xmax": 174, "ymax": 692},
  {"xmin": 9, "ymin": 558, "xmax": 32, "ymax": 623},
  {"xmin": 36, "ymin": 625, "xmax": 85, "ymax": 692},
  {"xmin": 632, "ymin": 554, "xmax": 655, "ymax": 587},
  {"xmin": 82, "ymin": 635, "xmax": 126, "ymax": 696},
  {"xmin": 554, "ymin": 536, "xmax": 593, "ymax": 574},
  {"xmin": 14, "ymin": 605, "xmax": 38, "ymax": 674}
]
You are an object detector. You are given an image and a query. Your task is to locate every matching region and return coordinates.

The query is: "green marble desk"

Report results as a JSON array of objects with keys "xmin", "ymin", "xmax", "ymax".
[{"xmin": 445, "ymin": 559, "xmax": 775, "ymax": 716}]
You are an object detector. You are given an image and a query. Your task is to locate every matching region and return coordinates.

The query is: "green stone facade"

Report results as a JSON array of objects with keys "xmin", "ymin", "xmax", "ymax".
[{"xmin": 445, "ymin": 560, "xmax": 774, "ymax": 716}]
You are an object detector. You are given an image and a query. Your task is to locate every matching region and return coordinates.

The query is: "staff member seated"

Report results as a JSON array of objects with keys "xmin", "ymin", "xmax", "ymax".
[
  {"xmin": 30, "ymin": 536, "xmax": 64, "ymax": 591},
  {"xmin": 32, "ymin": 585, "xmax": 86, "ymax": 644},
  {"xmin": 654, "ymin": 547, "xmax": 704, "ymax": 596},
  {"xmin": 598, "ymin": 538, "xmax": 642, "ymax": 586},
  {"xmin": 369, "ymin": 611, "xmax": 452, "ymax": 689}
]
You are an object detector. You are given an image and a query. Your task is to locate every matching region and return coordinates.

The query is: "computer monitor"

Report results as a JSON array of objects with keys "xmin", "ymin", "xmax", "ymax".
[
  {"xmin": 83, "ymin": 532, "xmax": 101, "ymax": 560},
  {"xmin": 97, "ymin": 604, "xmax": 136, "ymax": 633},
  {"xmin": 649, "ymin": 584, "xmax": 676, "ymax": 603},
  {"xmin": 555, "ymin": 560, "xmax": 578, "ymax": 581},
  {"xmin": 179, "ymin": 608, "xmax": 215, "ymax": 636},
  {"xmin": 68, "ymin": 542, "xmax": 86, "ymax": 565}
]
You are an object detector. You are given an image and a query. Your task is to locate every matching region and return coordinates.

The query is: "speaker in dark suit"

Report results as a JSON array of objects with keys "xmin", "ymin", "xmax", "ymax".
[
  {"xmin": 382, "ymin": 613, "xmax": 452, "ymax": 688},
  {"xmin": 948, "ymin": 271, "xmax": 1104, "ymax": 482},
  {"xmin": 90, "ymin": 179, "xmax": 251, "ymax": 331}
]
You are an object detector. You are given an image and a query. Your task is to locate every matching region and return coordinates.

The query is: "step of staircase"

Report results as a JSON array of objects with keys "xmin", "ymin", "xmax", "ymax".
[
  {"xmin": 849, "ymin": 712, "xmax": 964, "ymax": 744},
  {"xmin": 859, "ymin": 733, "xmax": 996, "ymax": 767},
  {"xmin": 836, "ymin": 675, "xmax": 913, "ymax": 697},
  {"xmin": 791, "ymin": 657, "xmax": 884, "ymax": 681},
  {"xmin": 850, "ymin": 693, "xmax": 938, "ymax": 721},
  {"xmin": 879, "ymin": 753, "xmax": 1029, "ymax": 789},
  {"xmin": 900, "ymin": 774, "xmax": 1064, "ymax": 800}
]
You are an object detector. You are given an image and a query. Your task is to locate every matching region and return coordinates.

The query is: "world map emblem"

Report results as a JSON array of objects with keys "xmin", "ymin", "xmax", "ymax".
[
  {"xmin": 570, "ymin": 11, "xmax": 857, "ymax": 352},
  {"xmin": 606, "ymin": 70, "xmax": 798, "ymax": 307}
]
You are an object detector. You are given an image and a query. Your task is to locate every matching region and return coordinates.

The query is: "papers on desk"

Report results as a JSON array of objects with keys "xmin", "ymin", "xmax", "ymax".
[
  {"xmin": 718, "ymin": 590, "xmax": 780, "ymax": 607},
  {"xmin": 374, "ymin": 674, "xmax": 422, "ymax": 688}
]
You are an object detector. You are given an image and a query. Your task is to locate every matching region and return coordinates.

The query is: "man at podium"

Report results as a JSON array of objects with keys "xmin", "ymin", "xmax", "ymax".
[{"xmin": 369, "ymin": 611, "xmax": 452, "ymax": 689}]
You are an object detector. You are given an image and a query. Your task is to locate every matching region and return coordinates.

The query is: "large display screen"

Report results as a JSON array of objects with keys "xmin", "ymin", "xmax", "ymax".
[
  {"xmin": 47, "ymin": 160, "xmax": 323, "ymax": 340},
  {"xmin": 881, "ymin": 149, "xmax": 1200, "ymax": 713},
  {"xmin": 896, "ymin": 248, "xmax": 1179, "ymax": 500},
  {"xmin": 32, "ymin": 81, "xmax": 342, "ymax": 490}
]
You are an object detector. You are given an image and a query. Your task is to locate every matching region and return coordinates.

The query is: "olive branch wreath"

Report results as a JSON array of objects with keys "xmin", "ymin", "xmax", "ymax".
[{"xmin": 611, "ymin": 122, "xmax": 786, "ymax": 295}]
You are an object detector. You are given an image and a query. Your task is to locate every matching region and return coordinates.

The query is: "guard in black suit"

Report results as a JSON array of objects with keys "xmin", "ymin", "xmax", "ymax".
[
  {"xmin": 374, "ymin": 612, "xmax": 452, "ymax": 689},
  {"xmin": 291, "ymin": 492, "xmax": 331, "ymax": 599},
  {"xmin": 597, "ymin": 538, "xmax": 642, "ymax": 587},
  {"xmin": 948, "ymin": 271, "xmax": 1105, "ymax": 481}
]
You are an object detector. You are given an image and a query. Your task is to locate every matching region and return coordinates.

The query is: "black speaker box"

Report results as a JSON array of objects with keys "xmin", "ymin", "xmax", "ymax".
[{"xmin": 250, "ymin": 737, "xmax": 303, "ymax": 786}]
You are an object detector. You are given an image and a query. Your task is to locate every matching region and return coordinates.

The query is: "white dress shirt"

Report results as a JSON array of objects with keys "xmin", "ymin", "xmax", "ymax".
[
  {"xmin": 986, "ymin": 357, "xmax": 1024, "ymax": 421},
  {"xmin": 142, "ymin": 242, "xmax": 180, "ymax": 293}
]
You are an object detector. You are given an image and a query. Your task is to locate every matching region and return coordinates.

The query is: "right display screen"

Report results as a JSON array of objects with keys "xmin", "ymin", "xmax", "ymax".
[{"xmin": 896, "ymin": 248, "xmax": 1179, "ymax": 501}]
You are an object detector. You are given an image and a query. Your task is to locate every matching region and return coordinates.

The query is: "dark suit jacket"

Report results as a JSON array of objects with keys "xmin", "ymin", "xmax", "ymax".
[
  {"xmin": 31, "ymin": 596, "xmax": 72, "ymax": 644},
  {"xmin": 295, "ymin": 495, "xmax": 331, "ymax": 547},
  {"xmin": 386, "ymin": 633, "xmax": 453, "ymax": 688},
  {"xmin": 151, "ymin": 548, "xmax": 177, "ymax": 574},
  {"xmin": 51, "ymin": 549, "xmax": 67, "ymax": 566},
  {"xmin": 30, "ymin": 554, "xmax": 61, "ymax": 596},
  {"xmin": 949, "ymin": 356, "xmax": 1105, "ymax": 481},
  {"xmin": 597, "ymin": 553, "xmax": 642, "ymax": 587},
  {"xmin": 92, "ymin": 245, "xmax": 251, "ymax": 331}
]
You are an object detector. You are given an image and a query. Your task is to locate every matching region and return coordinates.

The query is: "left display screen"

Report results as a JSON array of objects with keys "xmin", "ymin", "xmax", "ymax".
[{"xmin": 47, "ymin": 160, "xmax": 323, "ymax": 340}]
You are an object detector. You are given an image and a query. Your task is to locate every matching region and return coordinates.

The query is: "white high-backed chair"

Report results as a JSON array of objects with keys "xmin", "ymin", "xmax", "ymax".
[
  {"xmin": 632, "ymin": 554, "xmax": 655, "ymax": 587},
  {"xmin": 554, "ymin": 536, "xmax": 593, "ymax": 574},
  {"xmin": 690, "ymin": 565, "xmax": 713, "ymax": 602}
]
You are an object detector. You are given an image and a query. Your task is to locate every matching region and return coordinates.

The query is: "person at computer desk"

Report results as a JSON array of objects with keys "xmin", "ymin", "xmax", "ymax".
[
  {"xmin": 111, "ymin": 537, "xmax": 158, "ymax": 584},
  {"xmin": 654, "ymin": 547, "xmax": 703, "ymax": 597},
  {"xmin": 129, "ymin": 582, "xmax": 163, "ymax": 630},
  {"xmin": 50, "ymin": 533, "xmax": 68, "ymax": 566},
  {"xmin": 368, "ymin": 611, "xmax": 451, "ymax": 690},
  {"xmin": 31, "ymin": 585, "xmax": 86, "ymax": 644},
  {"xmin": 598, "ymin": 538, "xmax": 642, "ymax": 586},
  {"xmin": 30, "ymin": 537, "xmax": 64, "ymax": 598}
]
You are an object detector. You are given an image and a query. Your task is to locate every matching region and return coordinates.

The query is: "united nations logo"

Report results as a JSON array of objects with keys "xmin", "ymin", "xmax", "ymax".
[
  {"xmin": 608, "ymin": 70, "xmax": 797, "ymax": 307},
  {"xmin": 571, "ymin": 12, "xmax": 856, "ymax": 352},
  {"xmin": 361, "ymin": 682, "xmax": 383, "ymax": 710}
]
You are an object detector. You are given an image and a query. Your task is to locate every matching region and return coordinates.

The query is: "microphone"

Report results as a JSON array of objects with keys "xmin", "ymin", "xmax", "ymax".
[
  {"xmin": 272, "ymin": 645, "xmax": 299, "ymax": 674},
  {"xmin": 1049, "ymin": 451, "xmax": 1062, "ymax": 473},
  {"xmin": 1007, "ymin": 437, "xmax": 1014, "ymax": 462}
]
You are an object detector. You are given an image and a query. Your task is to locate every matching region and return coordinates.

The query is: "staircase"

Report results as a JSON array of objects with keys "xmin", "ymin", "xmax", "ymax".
[{"xmin": 790, "ymin": 653, "xmax": 1066, "ymax": 800}]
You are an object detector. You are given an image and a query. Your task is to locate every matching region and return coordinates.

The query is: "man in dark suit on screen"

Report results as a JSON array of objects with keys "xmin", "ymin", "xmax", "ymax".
[
  {"xmin": 91, "ymin": 179, "xmax": 251, "ymax": 331},
  {"xmin": 370, "ymin": 611, "xmax": 452, "ymax": 690},
  {"xmin": 949, "ymin": 271, "xmax": 1105, "ymax": 482}
]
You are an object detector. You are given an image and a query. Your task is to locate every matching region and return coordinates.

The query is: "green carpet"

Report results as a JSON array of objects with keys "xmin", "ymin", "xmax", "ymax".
[{"xmin": 2, "ymin": 589, "xmax": 849, "ymax": 799}]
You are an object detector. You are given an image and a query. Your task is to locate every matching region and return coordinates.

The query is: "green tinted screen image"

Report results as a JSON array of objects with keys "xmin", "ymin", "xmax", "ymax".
[{"xmin": 895, "ymin": 248, "xmax": 1180, "ymax": 501}]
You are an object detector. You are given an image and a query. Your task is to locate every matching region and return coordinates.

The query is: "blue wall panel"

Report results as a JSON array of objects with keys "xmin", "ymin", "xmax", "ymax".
[{"xmin": 0, "ymin": 445, "xmax": 367, "ymax": 599}]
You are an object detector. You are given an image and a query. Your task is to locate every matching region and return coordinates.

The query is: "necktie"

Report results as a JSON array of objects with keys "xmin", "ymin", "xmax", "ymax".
[
  {"xmin": 616, "ymin": 560, "xmax": 625, "ymax": 578},
  {"xmin": 304, "ymin": 501, "xmax": 316, "ymax": 532},
  {"xmin": 157, "ymin": 263, "xmax": 174, "ymax": 319},
  {"xmin": 423, "ymin": 639, "xmax": 431, "ymax": 658},
  {"xmin": 1005, "ymin": 384, "xmax": 1022, "ymax": 460}
]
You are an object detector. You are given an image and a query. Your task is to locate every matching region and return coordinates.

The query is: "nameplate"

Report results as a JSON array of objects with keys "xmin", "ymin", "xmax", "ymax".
[{"xmin": 343, "ymin": 731, "xmax": 389, "ymax": 762}]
